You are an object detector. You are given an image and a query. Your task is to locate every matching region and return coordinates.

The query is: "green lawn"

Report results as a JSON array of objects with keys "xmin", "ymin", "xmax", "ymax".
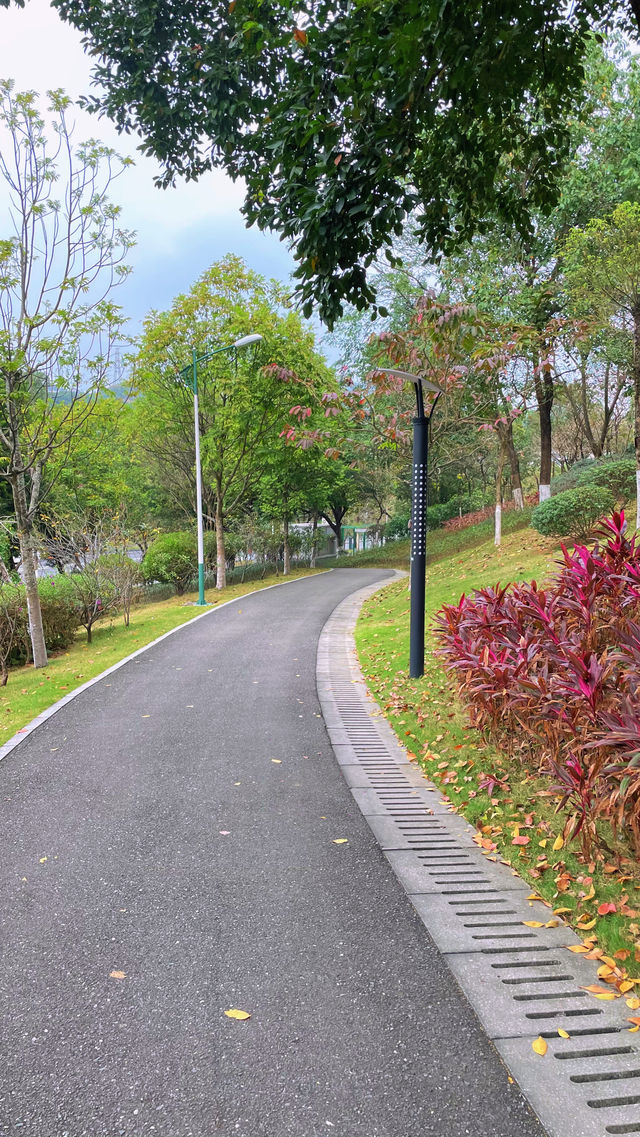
[
  {"xmin": 0, "ymin": 568, "xmax": 322, "ymax": 748},
  {"xmin": 355, "ymin": 525, "xmax": 640, "ymax": 973}
]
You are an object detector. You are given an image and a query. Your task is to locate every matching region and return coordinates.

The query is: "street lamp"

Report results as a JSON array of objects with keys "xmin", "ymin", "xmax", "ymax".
[
  {"xmin": 378, "ymin": 368, "xmax": 444, "ymax": 679},
  {"xmin": 178, "ymin": 333, "xmax": 263, "ymax": 605}
]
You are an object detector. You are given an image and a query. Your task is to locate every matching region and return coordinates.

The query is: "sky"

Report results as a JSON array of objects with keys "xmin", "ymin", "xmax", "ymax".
[{"xmin": 0, "ymin": 0, "xmax": 302, "ymax": 343}]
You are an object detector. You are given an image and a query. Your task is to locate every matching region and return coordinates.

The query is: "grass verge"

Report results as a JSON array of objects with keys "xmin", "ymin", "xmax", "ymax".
[
  {"xmin": 0, "ymin": 568, "xmax": 322, "ymax": 749},
  {"xmin": 355, "ymin": 525, "xmax": 640, "ymax": 984},
  {"xmin": 326, "ymin": 506, "xmax": 534, "ymax": 570}
]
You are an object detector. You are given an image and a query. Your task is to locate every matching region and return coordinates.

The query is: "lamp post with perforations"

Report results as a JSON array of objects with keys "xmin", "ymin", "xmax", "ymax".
[{"xmin": 378, "ymin": 369, "xmax": 444, "ymax": 678}]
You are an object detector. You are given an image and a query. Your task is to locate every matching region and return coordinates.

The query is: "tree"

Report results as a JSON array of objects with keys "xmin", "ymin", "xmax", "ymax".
[
  {"xmin": 132, "ymin": 256, "xmax": 333, "ymax": 588},
  {"xmin": 563, "ymin": 202, "xmax": 640, "ymax": 528},
  {"xmin": 0, "ymin": 83, "xmax": 133, "ymax": 666},
  {"xmin": 14, "ymin": 0, "xmax": 638, "ymax": 325}
]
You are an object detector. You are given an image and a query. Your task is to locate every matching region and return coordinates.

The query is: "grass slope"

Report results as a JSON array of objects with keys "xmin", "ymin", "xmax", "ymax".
[
  {"xmin": 355, "ymin": 524, "xmax": 640, "ymax": 975},
  {"xmin": 327, "ymin": 506, "xmax": 534, "ymax": 570},
  {"xmin": 0, "ymin": 569, "xmax": 320, "ymax": 749}
]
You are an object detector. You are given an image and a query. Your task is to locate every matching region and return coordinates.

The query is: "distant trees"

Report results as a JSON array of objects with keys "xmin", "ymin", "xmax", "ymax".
[{"xmin": 132, "ymin": 255, "xmax": 335, "ymax": 587}]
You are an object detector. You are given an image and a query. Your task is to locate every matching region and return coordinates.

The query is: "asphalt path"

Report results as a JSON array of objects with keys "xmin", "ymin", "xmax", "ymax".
[{"xmin": 0, "ymin": 569, "xmax": 545, "ymax": 1137}]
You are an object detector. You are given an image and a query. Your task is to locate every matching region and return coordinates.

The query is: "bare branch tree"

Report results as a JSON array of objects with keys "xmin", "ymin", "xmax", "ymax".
[{"xmin": 0, "ymin": 81, "xmax": 134, "ymax": 666}]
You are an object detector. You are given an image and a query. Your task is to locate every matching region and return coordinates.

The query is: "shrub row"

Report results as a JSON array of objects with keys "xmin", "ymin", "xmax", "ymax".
[
  {"xmin": 436, "ymin": 512, "xmax": 640, "ymax": 856},
  {"xmin": 0, "ymin": 556, "xmax": 144, "ymax": 683}
]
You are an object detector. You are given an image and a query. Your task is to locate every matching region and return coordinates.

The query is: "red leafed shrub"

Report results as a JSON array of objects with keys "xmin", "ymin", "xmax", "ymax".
[{"xmin": 436, "ymin": 512, "xmax": 640, "ymax": 856}]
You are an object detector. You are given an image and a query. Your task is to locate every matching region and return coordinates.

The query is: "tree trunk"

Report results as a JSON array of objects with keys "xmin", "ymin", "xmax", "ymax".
[
  {"xmin": 215, "ymin": 483, "xmax": 226, "ymax": 590},
  {"xmin": 283, "ymin": 515, "xmax": 290, "ymax": 576},
  {"xmin": 311, "ymin": 512, "xmax": 318, "ymax": 568},
  {"xmin": 504, "ymin": 421, "xmax": 524, "ymax": 509},
  {"xmin": 321, "ymin": 506, "xmax": 347, "ymax": 550},
  {"xmin": 534, "ymin": 347, "xmax": 554, "ymax": 501},
  {"xmin": 12, "ymin": 471, "xmax": 47, "ymax": 668},
  {"xmin": 495, "ymin": 440, "xmax": 506, "ymax": 548}
]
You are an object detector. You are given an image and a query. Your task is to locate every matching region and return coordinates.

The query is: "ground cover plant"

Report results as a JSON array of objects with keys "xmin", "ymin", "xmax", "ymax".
[
  {"xmin": 355, "ymin": 524, "xmax": 640, "ymax": 981},
  {"xmin": 0, "ymin": 568, "xmax": 320, "ymax": 747}
]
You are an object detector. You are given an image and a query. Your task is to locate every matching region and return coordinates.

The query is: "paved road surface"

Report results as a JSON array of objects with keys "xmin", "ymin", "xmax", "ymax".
[{"xmin": 0, "ymin": 569, "xmax": 545, "ymax": 1137}]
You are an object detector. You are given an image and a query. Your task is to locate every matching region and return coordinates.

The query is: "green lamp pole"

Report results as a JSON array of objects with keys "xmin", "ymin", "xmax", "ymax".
[
  {"xmin": 179, "ymin": 333, "xmax": 263, "ymax": 605},
  {"xmin": 378, "ymin": 368, "xmax": 444, "ymax": 678}
]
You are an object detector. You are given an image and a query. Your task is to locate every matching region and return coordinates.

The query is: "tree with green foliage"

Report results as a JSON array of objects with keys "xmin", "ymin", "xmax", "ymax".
[
  {"xmin": 10, "ymin": 0, "xmax": 639, "ymax": 325},
  {"xmin": 563, "ymin": 202, "xmax": 640, "ymax": 528},
  {"xmin": 133, "ymin": 256, "xmax": 334, "ymax": 587},
  {"xmin": 0, "ymin": 83, "xmax": 133, "ymax": 667}
]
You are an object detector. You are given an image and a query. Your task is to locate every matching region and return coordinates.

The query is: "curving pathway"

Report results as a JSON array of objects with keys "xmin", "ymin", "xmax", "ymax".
[{"xmin": 0, "ymin": 569, "xmax": 545, "ymax": 1137}]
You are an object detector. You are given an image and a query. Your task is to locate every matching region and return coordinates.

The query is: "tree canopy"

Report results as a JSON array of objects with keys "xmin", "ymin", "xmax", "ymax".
[{"xmin": 8, "ymin": 0, "xmax": 639, "ymax": 326}]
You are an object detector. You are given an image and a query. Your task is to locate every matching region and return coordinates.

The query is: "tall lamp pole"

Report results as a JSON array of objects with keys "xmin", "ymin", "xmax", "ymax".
[
  {"xmin": 379, "ymin": 369, "xmax": 444, "ymax": 678},
  {"xmin": 179, "ymin": 333, "xmax": 263, "ymax": 605}
]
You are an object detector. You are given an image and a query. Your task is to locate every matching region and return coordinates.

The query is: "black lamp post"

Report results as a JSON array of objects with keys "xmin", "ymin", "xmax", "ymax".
[{"xmin": 379, "ymin": 368, "xmax": 444, "ymax": 678}]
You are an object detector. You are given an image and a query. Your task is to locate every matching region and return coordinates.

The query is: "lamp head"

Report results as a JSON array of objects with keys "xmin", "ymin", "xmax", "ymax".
[
  {"xmin": 232, "ymin": 333, "xmax": 263, "ymax": 349},
  {"xmin": 378, "ymin": 368, "xmax": 445, "ymax": 395}
]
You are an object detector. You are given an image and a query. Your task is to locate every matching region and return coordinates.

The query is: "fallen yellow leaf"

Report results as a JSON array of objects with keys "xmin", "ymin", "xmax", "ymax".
[
  {"xmin": 532, "ymin": 1036, "xmax": 548, "ymax": 1056},
  {"xmin": 620, "ymin": 981, "xmax": 636, "ymax": 994},
  {"xmin": 545, "ymin": 919, "xmax": 560, "ymax": 928},
  {"xmin": 577, "ymin": 918, "xmax": 597, "ymax": 930},
  {"xmin": 558, "ymin": 1029, "xmax": 570, "ymax": 1039},
  {"xmin": 553, "ymin": 908, "xmax": 572, "ymax": 915},
  {"xmin": 565, "ymin": 944, "xmax": 590, "ymax": 953},
  {"xmin": 626, "ymin": 998, "xmax": 640, "ymax": 1009},
  {"xmin": 523, "ymin": 920, "xmax": 545, "ymax": 928},
  {"xmin": 333, "ymin": 839, "xmax": 348, "ymax": 845},
  {"xmin": 109, "ymin": 970, "xmax": 126, "ymax": 980},
  {"xmin": 224, "ymin": 1009, "xmax": 251, "ymax": 1020},
  {"xmin": 552, "ymin": 835, "xmax": 564, "ymax": 852},
  {"xmin": 271, "ymin": 759, "xmax": 282, "ymax": 764}
]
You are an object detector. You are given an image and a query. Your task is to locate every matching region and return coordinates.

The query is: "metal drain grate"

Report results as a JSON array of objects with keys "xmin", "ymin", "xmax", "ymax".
[{"xmin": 317, "ymin": 577, "xmax": 640, "ymax": 1137}]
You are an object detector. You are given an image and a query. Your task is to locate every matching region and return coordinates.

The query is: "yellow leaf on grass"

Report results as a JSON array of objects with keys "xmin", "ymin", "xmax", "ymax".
[
  {"xmin": 532, "ymin": 1036, "xmax": 548, "ymax": 1056},
  {"xmin": 558, "ymin": 1029, "xmax": 570, "ymax": 1039},
  {"xmin": 552, "ymin": 835, "xmax": 564, "ymax": 852},
  {"xmin": 224, "ymin": 1008, "xmax": 251, "ymax": 1020},
  {"xmin": 554, "ymin": 908, "xmax": 573, "ymax": 915},
  {"xmin": 577, "ymin": 918, "xmax": 597, "ymax": 930},
  {"xmin": 333, "ymin": 839, "xmax": 348, "ymax": 845}
]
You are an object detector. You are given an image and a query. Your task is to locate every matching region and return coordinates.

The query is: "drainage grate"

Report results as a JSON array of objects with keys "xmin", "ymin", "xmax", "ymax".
[{"xmin": 317, "ymin": 576, "xmax": 640, "ymax": 1137}]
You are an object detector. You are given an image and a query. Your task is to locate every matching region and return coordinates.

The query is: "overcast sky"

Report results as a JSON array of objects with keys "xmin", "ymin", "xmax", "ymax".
[{"xmin": 0, "ymin": 0, "xmax": 302, "ymax": 342}]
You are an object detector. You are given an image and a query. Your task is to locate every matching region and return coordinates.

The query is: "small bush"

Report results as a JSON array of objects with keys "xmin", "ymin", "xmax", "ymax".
[
  {"xmin": 576, "ymin": 458, "xmax": 637, "ymax": 504},
  {"xmin": 142, "ymin": 532, "xmax": 197, "ymax": 594},
  {"xmin": 385, "ymin": 512, "xmax": 411, "ymax": 540},
  {"xmin": 97, "ymin": 554, "xmax": 143, "ymax": 626},
  {"xmin": 531, "ymin": 485, "xmax": 615, "ymax": 539},
  {"xmin": 37, "ymin": 575, "xmax": 80, "ymax": 651},
  {"xmin": 550, "ymin": 459, "xmax": 596, "ymax": 496}
]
